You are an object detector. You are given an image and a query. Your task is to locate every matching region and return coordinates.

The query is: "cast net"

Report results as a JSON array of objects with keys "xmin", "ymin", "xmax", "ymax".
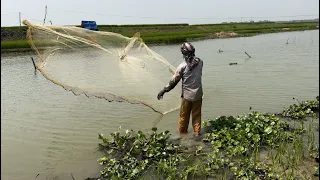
[{"xmin": 22, "ymin": 20, "xmax": 181, "ymax": 114}]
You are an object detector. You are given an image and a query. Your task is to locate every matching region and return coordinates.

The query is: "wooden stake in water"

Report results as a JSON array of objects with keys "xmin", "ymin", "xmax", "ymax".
[
  {"xmin": 245, "ymin": 52, "xmax": 251, "ymax": 58},
  {"xmin": 30, "ymin": 57, "xmax": 37, "ymax": 74},
  {"xmin": 229, "ymin": 62, "xmax": 238, "ymax": 65}
]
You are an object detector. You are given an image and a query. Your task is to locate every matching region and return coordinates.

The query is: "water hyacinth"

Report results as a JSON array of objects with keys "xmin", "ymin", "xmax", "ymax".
[{"xmin": 90, "ymin": 97, "xmax": 319, "ymax": 180}]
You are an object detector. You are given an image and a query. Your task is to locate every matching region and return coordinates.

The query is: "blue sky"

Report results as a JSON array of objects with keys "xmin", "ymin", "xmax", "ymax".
[{"xmin": 1, "ymin": 0, "xmax": 319, "ymax": 26}]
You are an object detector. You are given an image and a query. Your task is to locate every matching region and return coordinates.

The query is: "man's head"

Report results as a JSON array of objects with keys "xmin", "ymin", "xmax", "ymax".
[{"xmin": 181, "ymin": 42, "xmax": 195, "ymax": 57}]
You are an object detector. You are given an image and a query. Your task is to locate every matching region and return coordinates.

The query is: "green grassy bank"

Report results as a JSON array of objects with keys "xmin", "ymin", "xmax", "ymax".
[{"xmin": 1, "ymin": 21, "xmax": 319, "ymax": 52}]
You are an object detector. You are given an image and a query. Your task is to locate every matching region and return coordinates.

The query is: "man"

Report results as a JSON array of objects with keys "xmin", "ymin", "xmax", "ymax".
[{"xmin": 157, "ymin": 42, "xmax": 203, "ymax": 137}]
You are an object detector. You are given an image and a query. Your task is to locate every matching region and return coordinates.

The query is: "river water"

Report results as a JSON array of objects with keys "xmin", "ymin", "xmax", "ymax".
[{"xmin": 1, "ymin": 30, "xmax": 319, "ymax": 180}]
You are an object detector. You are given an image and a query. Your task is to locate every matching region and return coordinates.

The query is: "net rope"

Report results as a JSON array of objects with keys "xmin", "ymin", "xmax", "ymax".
[{"xmin": 23, "ymin": 20, "xmax": 181, "ymax": 115}]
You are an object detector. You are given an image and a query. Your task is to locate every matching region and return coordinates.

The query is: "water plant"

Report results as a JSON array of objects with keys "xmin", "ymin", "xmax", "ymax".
[
  {"xmin": 281, "ymin": 96, "xmax": 319, "ymax": 120},
  {"xmin": 97, "ymin": 127, "xmax": 184, "ymax": 179},
  {"xmin": 93, "ymin": 96, "xmax": 319, "ymax": 180}
]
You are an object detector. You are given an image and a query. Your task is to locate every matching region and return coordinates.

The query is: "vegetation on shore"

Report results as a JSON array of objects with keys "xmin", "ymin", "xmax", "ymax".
[
  {"xmin": 87, "ymin": 96, "xmax": 319, "ymax": 180},
  {"xmin": 1, "ymin": 21, "xmax": 318, "ymax": 52}
]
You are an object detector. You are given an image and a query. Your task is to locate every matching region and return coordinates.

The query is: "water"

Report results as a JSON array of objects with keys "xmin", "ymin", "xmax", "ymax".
[{"xmin": 1, "ymin": 30, "xmax": 319, "ymax": 180}]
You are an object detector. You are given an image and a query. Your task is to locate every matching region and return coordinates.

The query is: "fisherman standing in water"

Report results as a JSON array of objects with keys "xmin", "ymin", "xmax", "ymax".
[{"xmin": 157, "ymin": 42, "xmax": 203, "ymax": 138}]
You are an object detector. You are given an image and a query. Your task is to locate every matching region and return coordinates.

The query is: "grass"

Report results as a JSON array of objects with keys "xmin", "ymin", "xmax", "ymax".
[
  {"xmin": 1, "ymin": 21, "xmax": 319, "ymax": 52},
  {"xmin": 1, "ymin": 40, "xmax": 30, "ymax": 49}
]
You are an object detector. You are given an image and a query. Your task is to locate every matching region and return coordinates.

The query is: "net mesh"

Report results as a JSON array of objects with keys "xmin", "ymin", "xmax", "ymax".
[{"xmin": 23, "ymin": 20, "xmax": 181, "ymax": 114}]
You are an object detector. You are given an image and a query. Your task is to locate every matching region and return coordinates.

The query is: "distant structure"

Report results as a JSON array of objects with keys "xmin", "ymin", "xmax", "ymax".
[
  {"xmin": 81, "ymin": 21, "xmax": 98, "ymax": 31},
  {"xmin": 276, "ymin": 18, "xmax": 319, "ymax": 23},
  {"xmin": 221, "ymin": 18, "xmax": 318, "ymax": 24}
]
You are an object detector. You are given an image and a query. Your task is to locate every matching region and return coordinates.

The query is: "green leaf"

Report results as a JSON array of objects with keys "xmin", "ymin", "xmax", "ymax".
[
  {"xmin": 133, "ymin": 139, "xmax": 140, "ymax": 145},
  {"xmin": 107, "ymin": 149, "xmax": 114, "ymax": 154},
  {"xmin": 264, "ymin": 126, "xmax": 272, "ymax": 134},
  {"xmin": 196, "ymin": 146, "xmax": 203, "ymax": 151},
  {"xmin": 98, "ymin": 133, "xmax": 109, "ymax": 143},
  {"xmin": 252, "ymin": 134, "xmax": 260, "ymax": 142},
  {"xmin": 132, "ymin": 168, "xmax": 139, "ymax": 175}
]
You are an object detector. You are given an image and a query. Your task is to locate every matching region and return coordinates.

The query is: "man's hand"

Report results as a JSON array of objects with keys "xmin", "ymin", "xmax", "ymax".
[{"xmin": 157, "ymin": 89, "xmax": 166, "ymax": 100}]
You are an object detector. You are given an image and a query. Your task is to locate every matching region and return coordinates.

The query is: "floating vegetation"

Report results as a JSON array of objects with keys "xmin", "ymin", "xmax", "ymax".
[
  {"xmin": 280, "ymin": 96, "xmax": 319, "ymax": 120},
  {"xmin": 90, "ymin": 96, "xmax": 319, "ymax": 180},
  {"xmin": 96, "ymin": 128, "xmax": 185, "ymax": 179}
]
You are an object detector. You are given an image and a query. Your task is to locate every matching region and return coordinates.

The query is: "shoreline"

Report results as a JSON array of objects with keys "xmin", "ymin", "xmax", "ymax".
[
  {"xmin": 1, "ymin": 28, "xmax": 319, "ymax": 56},
  {"xmin": 1, "ymin": 21, "xmax": 318, "ymax": 55}
]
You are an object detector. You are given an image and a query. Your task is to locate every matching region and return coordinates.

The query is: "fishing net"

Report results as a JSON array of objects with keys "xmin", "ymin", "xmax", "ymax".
[{"xmin": 22, "ymin": 20, "xmax": 181, "ymax": 114}]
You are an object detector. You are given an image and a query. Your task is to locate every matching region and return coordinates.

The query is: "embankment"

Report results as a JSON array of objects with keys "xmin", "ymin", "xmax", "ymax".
[{"xmin": 1, "ymin": 21, "xmax": 319, "ymax": 53}]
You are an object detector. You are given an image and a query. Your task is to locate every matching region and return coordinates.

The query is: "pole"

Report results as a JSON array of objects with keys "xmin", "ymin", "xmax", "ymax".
[
  {"xmin": 19, "ymin": 12, "xmax": 21, "ymax": 28},
  {"xmin": 43, "ymin": 5, "xmax": 47, "ymax": 25},
  {"xmin": 31, "ymin": 57, "xmax": 37, "ymax": 71},
  {"xmin": 245, "ymin": 52, "xmax": 251, "ymax": 58}
]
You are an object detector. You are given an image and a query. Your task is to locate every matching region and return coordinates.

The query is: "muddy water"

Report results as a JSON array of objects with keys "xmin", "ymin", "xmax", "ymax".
[{"xmin": 1, "ymin": 30, "xmax": 319, "ymax": 180}]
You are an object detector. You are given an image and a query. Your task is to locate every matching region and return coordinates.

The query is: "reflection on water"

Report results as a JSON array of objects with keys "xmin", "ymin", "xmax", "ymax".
[{"xmin": 1, "ymin": 30, "xmax": 319, "ymax": 180}]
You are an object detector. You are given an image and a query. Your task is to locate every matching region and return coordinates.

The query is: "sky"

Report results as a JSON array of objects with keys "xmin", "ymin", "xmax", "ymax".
[{"xmin": 1, "ymin": 0, "xmax": 319, "ymax": 26}]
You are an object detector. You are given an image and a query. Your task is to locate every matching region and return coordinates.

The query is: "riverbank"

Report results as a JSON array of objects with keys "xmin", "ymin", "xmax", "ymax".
[
  {"xmin": 87, "ymin": 97, "xmax": 319, "ymax": 180},
  {"xmin": 1, "ymin": 21, "xmax": 318, "ymax": 53}
]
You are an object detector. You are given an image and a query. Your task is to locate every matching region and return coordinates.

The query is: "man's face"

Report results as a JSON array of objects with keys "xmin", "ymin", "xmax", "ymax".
[
  {"xmin": 182, "ymin": 54, "xmax": 187, "ymax": 60},
  {"xmin": 182, "ymin": 53, "xmax": 194, "ymax": 60}
]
